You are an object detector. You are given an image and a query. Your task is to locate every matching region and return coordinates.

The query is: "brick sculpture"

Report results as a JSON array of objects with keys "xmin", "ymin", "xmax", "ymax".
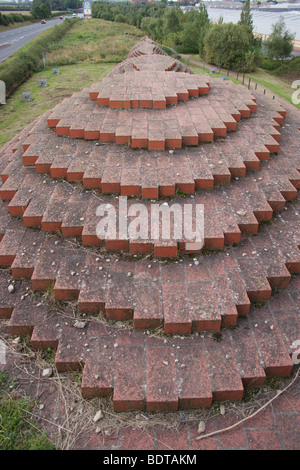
[{"xmin": 0, "ymin": 36, "xmax": 299, "ymax": 412}]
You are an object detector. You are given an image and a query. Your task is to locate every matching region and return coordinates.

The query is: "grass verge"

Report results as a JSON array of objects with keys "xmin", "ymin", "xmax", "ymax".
[
  {"xmin": 0, "ymin": 369, "xmax": 55, "ymax": 450},
  {"xmin": 0, "ymin": 62, "xmax": 114, "ymax": 146},
  {"xmin": 186, "ymin": 54, "xmax": 300, "ymax": 109},
  {"xmin": 42, "ymin": 18, "xmax": 143, "ymax": 67},
  {"xmin": 0, "ymin": 18, "xmax": 75, "ymax": 98}
]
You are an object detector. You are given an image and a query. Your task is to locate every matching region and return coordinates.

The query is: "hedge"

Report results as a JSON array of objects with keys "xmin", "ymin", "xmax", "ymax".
[{"xmin": 0, "ymin": 18, "xmax": 75, "ymax": 97}]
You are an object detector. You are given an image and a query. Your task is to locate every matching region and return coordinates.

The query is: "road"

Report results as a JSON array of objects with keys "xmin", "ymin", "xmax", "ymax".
[{"xmin": 0, "ymin": 18, "xmax": 66, "ymax": 63}]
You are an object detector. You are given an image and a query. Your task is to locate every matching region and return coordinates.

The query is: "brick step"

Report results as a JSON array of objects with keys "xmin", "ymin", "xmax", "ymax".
[
  {"xmin": 89, "ymin": 71, "xmax": 210, "ymax": 109},
  {"xmin": 0, "ymin": 152, "xmax": 298, "ymax": 259},
  {"xmin": 3, "ymin": 165, "xmax": 297, "ymax": 257},
  {"xmin": 45, "ymin": 83, "xmax": 282, "ymax": 152},
  {"xmin": 18, "ymin": 115, "xmax": 288, "ymax": 201},
  {"xmin": 2, "ymin": 267, "xmax": 297, "ymax": 412},
  {"xmin": 0, "ymin": 203, "xmax": 299, "ymax": 334}
]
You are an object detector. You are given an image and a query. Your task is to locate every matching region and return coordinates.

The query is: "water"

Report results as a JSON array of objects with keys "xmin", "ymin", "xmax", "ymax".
[{"xmin": 206, "ymin": 7, "xmax": 300, "ymax": 40}]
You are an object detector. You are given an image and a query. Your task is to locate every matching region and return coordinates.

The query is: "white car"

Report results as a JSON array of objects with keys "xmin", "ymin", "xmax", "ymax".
[{"xmin": 72, "ymin": 13, "xmax": 77, "ymax": 17}]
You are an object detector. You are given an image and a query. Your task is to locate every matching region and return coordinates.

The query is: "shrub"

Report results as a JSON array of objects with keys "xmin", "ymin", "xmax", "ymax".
[
  {"xmin": 260, "ymin": 57, "xmax": 281, "ymax": 71},
  {"xmin": 265, "ymin": 16, "xmax": 295, "ymax": 60},
  {"xmin": 204, "ymin": 22, "xmax": 258, "ymax": 71}
]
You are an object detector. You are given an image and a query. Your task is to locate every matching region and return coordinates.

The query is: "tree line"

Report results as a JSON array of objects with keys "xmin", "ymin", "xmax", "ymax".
[{"xmin": 92, "ymin": 0, "xmax": 295, "ymax": 72}]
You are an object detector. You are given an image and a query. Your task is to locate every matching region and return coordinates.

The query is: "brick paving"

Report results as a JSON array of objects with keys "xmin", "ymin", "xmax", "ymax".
[
  {"xmin": 0, "ymin": 35, "xmax": 300, "ymax": 449},
  {"xmin": 89, "ymin": 71, "xmax": 210, "ymax": 109},
  {"xmin": 0, "ymin": 270, "xmax": 299, "ymax": 449}
]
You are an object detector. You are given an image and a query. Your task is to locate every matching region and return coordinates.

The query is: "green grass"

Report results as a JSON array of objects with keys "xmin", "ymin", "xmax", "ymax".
[
  {"xmin": 0, "ymin": 18, "xmax": 75, "ymax": 97},
  {"xmin": 260, "ymin": 56, "xmax": 300, "ymax": 81},
  {"xmin": 185, "ymin": 54, "xmax": 300, "ymax": 110},
  {"xmin": 190, "ymin": 65, "xmax": 241, "ymax": 85},
  {"xmin": 244, "ymin": 70, "xmax": 300, "ymax": 109},
  {"xmin": 0, "ymin": 370, "xmax": 55, "ymax": 450},
  {"xmin": 0, "ymin": 19, "xmax": 35, "ymax": 32},
  {"xmin": 43, "ymin": 18, "xmax": 143, "ymax": 67},
  {"xmin": 0, "ymin": 62, "xmax": 114, "ymax": 146}
]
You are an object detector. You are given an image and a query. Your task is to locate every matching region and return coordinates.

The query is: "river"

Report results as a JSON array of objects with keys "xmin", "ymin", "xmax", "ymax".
[{"xmin": 205, "ymin": 7, "xmax": 300, "ymax": 40}]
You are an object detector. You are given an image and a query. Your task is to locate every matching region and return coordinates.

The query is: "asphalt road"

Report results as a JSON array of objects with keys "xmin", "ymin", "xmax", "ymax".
[{"xmin": 0, "ymin": 18, "xmax": 66, "ymax": 63}]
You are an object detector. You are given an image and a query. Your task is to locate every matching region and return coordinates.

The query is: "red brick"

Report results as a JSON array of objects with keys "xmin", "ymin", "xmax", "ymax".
[
  {"xmin": 81, "ymin": 336, "xmax": 114, "ymax": 398},
  {"xmin": 133, "ymin": 279, "xmax": 162, "ymax": 330},
  {"xmin": 0, "ymin": 229, "xmax": 25, "ymax": 266},
  {"xmin": 10, "ymin": 231, "xmax": 45, "ymax": 279},
  {"xmin": 189, "ymin": 280, "xmax": 222, "ymax": 332},
  {"xmin": 177, "ymin": 344, "xmax": 212, "ymax": 408},
  {"xmin": 78, "ymin": 259, "xmax": 108, "ymax": 315},
  {"xmin": 246, "ymin": 428, "xmax": 283, "ymax": 450},
  {"xmin": 162, "ymin": 282, "xmax": 192, "ymax": 334},
  {"xmin": 252, "ymin": 321, "xmax": 294, "ymax": 376},
  {"xmin": 205, "ymin": 334, "xmax": 244, "ymax": 402},
  {"xmin": 146, "ymin": 346, "xmax": 178, "ymax": 412},
  {"xmin": 105, "ymin": 271, "xmax": 133, "ymax": 320},
  {"xmin": 238, "ymin": 258, "xmax": 272, "ymax": 302},
  {"xmin": 226, "ymin": 268, "xmax": 251, "ymax": 316},
  {"xmin": 53, "ymin": 251, "xmax": 86, "ymax": 301},
  {"xmin": 31, "ymin": 239, "xmax": 65, "ymax": 291},
  {"xmin": 231, "ymin": 326, "xmax": 266, "ymax": 387},
  {"xmin": 113, "ymin": 346, "xmax": 145, "ymax": 412}
]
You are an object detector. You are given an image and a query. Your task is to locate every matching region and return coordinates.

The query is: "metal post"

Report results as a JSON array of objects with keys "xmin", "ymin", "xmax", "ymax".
[{"xmin": 248, "ymin": 77, "xmax": 251, "ymax": 89}]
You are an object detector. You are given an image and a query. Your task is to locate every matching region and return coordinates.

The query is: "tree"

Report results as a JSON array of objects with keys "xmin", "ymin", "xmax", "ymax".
[
  {"xmin": 266, "ymin": 16, "xmax": 295, "ymax": 60},
  {"xmin": 204, "ymin": 22, "xmax": 256, "ymax": 71},
  {"xmin": 181, "ymin": 5, "xmax": 210, "ymax": 55},
  {"xmin": 31, "ymin": 0, "xmax": 51, "ymax": 19},
  {"xmin": 239, "ymin": 0, "xmax": 253, "ymax": 33},
  {"xmin": 166, "ymin": 7, "xmax": 181, "ymax": 34}
]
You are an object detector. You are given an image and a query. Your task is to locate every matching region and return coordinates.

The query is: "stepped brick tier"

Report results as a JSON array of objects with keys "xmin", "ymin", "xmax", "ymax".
[
  {"xmin": 20, "ymin": 96, "xmax": 284, "ymax": 199},
  {"xmin": 1, "ymin": 155, "xmax": 298, "ymax": 257},
  {"xmin": 108, "ymin": 53, "xmax": 192, "ymax": 76},
  {"xmin": 0, "ymin": 193, "xmax": 299, "ymax": 334},
  {"xmin": 1, "ymin": 263, "xmax": 299, "ymax": 410},
  {"xmin": 0, "ymin": 99, "xmax": 297, "ymax": 257},
  {"xmin": 46, "ymin": 81, "xmax": 263, "ymax": 150},
  {"xmin": 128, "ymin": 36, "xmax": 170, "ymax": 58},
  {"xmin": 89, "ymin": 72, "xmax": 210, "ymax": 109},
  {"xmin": 0, "ymin": 36, "xmax": 299, "ymax": 412},
  {"xmin": 112, "ymin": 54, "xmax": 192, "ymax": 75}
]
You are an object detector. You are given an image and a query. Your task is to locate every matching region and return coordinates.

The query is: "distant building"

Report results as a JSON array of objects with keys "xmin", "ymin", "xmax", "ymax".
[{"xmin": 131, "ymin": 0, "xmax": 156, "ymax": 4}]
